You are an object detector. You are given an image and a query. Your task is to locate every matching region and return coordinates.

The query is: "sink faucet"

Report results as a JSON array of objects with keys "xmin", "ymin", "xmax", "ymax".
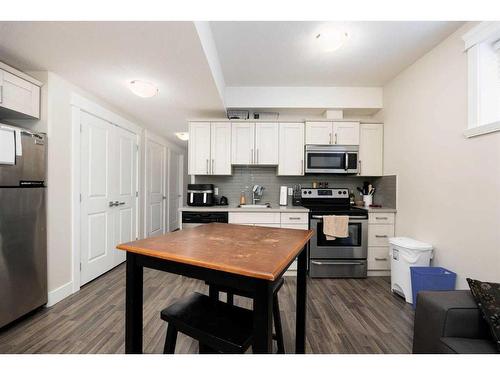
[{"xmin": 252, "ymin": 185, "xmax": 265, "ymax": 205}]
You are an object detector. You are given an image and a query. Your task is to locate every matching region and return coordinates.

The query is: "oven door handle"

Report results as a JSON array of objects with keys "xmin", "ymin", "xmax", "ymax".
[
  {"xmin": 311, "ymin": 215, "xmax": 367, "ymax": 220},
  {"xmin": 311, "ymin": 260, "xmax": 365, "ymax": 266}
]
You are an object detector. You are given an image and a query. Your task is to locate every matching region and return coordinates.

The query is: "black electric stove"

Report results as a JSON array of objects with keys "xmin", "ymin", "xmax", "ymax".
[{"xmin": 300, "ymin": 188, "xmax": 368, "ymax": 278}]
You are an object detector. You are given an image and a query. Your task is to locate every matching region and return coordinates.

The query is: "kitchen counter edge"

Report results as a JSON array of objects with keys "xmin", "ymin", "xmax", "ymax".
[{"xmin": 178, "ymin": 206, "xmax": 310, "ymax": 213}]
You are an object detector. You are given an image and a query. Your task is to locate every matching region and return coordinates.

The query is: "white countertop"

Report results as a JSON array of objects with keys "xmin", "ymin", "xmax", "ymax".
[
  {"xmin": 179, "ymin": 205, "xmax": 310, "ymax": 213},
  {"xmin": 179, "ymin": 205, "xmax": 396, "ymax": 213}
]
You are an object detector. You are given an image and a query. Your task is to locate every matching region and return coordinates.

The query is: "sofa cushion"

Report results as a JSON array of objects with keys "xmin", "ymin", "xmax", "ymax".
[
  {"xmin": 467, "ymin": 278, "xmax": 500, "ymax": 351},
  {"xmin": 439, "ymin": 337, "xmax": 498, "ymax": 354}
]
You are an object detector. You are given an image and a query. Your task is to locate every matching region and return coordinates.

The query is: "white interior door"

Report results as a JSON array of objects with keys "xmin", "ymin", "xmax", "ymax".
[
  {"xmin": 114, "ymin": 127, "xmax": 138, "ymax": 263},
  {"xmin": 146, "ymin": 139, "xmax": 166, "ymax": 237},
  {"xmin": 80, "ymin": 112, "xmax": 139, "ymax": 285},
  {"xmin": 168, "ymin": 150, "xmax": 182, "ymax": 231}
]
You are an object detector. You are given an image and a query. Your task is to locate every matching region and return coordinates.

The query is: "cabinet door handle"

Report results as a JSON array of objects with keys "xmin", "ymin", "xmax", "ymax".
[
  {"xmin": 289, "ymin": 217, "xmax": 301, "ymax": 220},
  {"xmin": 251, "ymin": 148, "xmax": 254, "ymax": 164},
  {"xmin": 211, "ymin": 159, "xmax": 215, "ymax": 174},
  {"xmin": 206, "ymin": 159, "xmax": 209, "ymax": 174},
  {"xmin": 0, "ymin": 86, "xmax": 3, "ymax": 104},
  {"xmin": 301, "ymin": 160, "xmax": 304, "ymax": 175},
  {"xmin": 375, "ymin": 217, "xmax": 388, "ymax": 220},
  {"xmin": 329, "ymin": 133, "xmax": 332, "ymax": 144},
  {"xmin": 257, "ymin": 149, "xmax": 259, "ymax": 164},
  {"xmin": 335, "ymin": 133, "xmax": 338, "ymax": 144},
  {"xmin": 375, "ymin": 235, "xmax": 388, "ymax": 238},
  {"xmin": 375, "ymin": 257, "xmax": 388, "ymax": 261},
  {"xmin": 358, "ymin": 160, "xmax": 362, "ymax": 175}
]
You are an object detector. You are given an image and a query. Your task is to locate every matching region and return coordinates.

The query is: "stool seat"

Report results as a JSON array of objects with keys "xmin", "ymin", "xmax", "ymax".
[{"xmin": 161, "ymin": 292, "xmax": 253, "ymax": 353}]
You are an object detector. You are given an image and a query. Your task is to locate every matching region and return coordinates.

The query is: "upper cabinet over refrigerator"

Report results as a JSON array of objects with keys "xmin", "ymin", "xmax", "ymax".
[{"xmin": 0, "ymin": 62, "xmax": 42, "ymax": 120}]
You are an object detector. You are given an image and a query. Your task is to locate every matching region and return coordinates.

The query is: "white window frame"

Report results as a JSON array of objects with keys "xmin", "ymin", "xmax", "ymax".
[{"xmin": 463, "ymin": 22, "xmax": 500, "ymax": 138}]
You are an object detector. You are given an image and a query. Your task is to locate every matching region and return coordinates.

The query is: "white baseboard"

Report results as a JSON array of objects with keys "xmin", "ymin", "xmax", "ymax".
[
  {"xmin": 367, "ymin": 270, "xmax": 391, "ymax": 277},
  {"xmin": 47, "ymin": 281, "xmax": 74, "ymax": 307}
]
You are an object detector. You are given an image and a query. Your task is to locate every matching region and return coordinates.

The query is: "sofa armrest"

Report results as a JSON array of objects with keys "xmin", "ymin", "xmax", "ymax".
[{"xmin": 412, "ymin": 290, "xmax": 491, "ymax": 354}]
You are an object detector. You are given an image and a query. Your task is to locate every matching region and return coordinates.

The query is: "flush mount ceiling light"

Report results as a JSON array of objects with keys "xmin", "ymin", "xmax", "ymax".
[
  {"xmin": 175, "ymin": 132, "xmax": 189, "ymax": 141},
  {"xmin": 128, "ymin": 80, "xmax": 158, "ymax": 98},
  {"xmin": 315, "ymin": 30, "xmax": 349, "ymax": 52}
]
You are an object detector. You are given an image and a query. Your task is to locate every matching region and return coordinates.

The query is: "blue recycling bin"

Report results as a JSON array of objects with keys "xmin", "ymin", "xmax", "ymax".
[{"xmin": 410, "ymin": 267, "xmax": 457, "ymax": 309}]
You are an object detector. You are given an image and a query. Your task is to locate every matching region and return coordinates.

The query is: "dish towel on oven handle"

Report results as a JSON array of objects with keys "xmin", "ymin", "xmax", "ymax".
[{"xmin": 323, "ymin": 215, "xmax": 349, "ymax": 240}]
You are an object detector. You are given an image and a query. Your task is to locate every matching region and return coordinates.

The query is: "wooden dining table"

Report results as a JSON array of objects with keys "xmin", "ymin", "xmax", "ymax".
[{"xmin": 116, "ymin": 222, "xmax": 313, "ymax": 354}]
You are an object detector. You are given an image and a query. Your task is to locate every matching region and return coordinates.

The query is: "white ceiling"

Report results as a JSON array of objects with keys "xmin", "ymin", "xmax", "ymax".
[
  {"xmin": 210, "ymin": 21, "xmax": 463, "ymax": 86},
  {"xmin": 0, "ymin": 21, "xmax": 463, "ymax": 144},
  {"xmin": 0, "ymin": 21, "xmax": 226, "ymax": 146}
]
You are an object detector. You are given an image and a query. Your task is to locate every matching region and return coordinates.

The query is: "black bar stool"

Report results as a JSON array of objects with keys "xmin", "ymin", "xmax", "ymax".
[
  {"xmin": 161, "ymin": 278, "xmax": 285, "ymax": 354},
  {"xmin": 207, "ymin": 277, "xmax": 285, "ymax": 354}
]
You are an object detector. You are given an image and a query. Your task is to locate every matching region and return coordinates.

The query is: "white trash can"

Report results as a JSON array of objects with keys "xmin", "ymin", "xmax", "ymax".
[{"xmin": 389, "ymin": 237, "xmax": 433, "ymax": 304}]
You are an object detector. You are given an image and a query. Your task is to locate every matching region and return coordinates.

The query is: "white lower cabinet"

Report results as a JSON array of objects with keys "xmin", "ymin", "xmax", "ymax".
[{"xmin": 367, "ymin": 212, "xmax": 395, "ymax": 275}]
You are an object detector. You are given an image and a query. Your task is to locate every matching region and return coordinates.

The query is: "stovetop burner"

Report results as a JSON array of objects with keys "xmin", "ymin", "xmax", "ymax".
[{"xmin": 300, "ymin": 187, "xmax": 368, "ymax": 217}]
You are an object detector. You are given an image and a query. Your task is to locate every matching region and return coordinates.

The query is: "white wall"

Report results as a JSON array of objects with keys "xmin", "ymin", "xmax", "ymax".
[
  {"xmin": 13, "ymin": 71, "xmax": 186, "ymax": 303},
  {"xmin": 381, "ymin": 23, "xmax": 500, "ymax": 288}
]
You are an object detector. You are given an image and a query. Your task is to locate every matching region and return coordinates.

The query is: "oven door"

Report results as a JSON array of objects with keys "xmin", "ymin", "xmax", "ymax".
[
  {"xmin": 309, "ymin": 215, "xmax": 367, "ymax": 259},
  {"xmin": 305, "ymin": 146, "xmax": 359, "ymax": 174}
]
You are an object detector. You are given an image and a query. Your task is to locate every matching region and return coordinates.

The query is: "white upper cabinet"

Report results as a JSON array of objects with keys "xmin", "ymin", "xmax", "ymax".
[
  {"xmin": 231, "ymin": 122, "xmax": 278, "ymax": 165},
  {"xmin": 210, "ymin": 122, "xmax": 232, "ymax": 175},
  {"xmin": 188, "ymin": 122, "xmax": 212, "ymax": 175},
  {"xmin": 188, "ymin": 122, "xmax": 231, "ymax": 175},
  {"xmin": 306, "ymin": 121, "xmax": 359, "ymax": 145},
  {"xmin": 254, "ymin": 122, "xmax": 279, "ymax": 165},
  {"xmin": 305, "ymin": 122, "xmax": 332, "ymax": 145},
  {"xmin": 0, "ymin": 68, "xmax": 41, "ymax": 119},
  {"xmin": 358, "ymin": 123, "xmax": 384, "ymax": 176},
  {"xmin": 278, "ymin": 122, "xmax": 305, "ymax": 176},
  {"xmin": 231, "ymin": 122, "xmax": 255, "ymax": 165},
  {"xmin": 332, "ymin": 121, "xmax": 360, "ymax": 145}
]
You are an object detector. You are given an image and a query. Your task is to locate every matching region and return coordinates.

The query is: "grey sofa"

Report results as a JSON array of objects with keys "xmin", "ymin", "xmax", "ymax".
[{"xmin": 413, "ymin": 290, "xmax": 498, "ymax": 354}]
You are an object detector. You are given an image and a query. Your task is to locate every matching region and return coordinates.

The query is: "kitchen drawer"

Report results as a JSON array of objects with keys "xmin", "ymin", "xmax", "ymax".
[
  {"xmin": 369, "ymin": 212, "xmax": 395, "ymax": 224},
  {"xmin": 280, "ymin": 212, "xmax": 308, "ymax": 224},
  {"xmin": 281, "ymin": 223, "xmax": 308, "ymax": 230},
  {"xmin": 310, "ymin": 259, "xmax": 367, "ymax": 278},
  {"xmin": 368, "ymin": 247, "xmax": 391, "ymax": 270},
  {"xmin": 229, "ymin": 212, "xmax": 280, "ymax": 224},
  {"xmin": 368, "ymin": 224, "xmax": 395, "ymax": 246}
]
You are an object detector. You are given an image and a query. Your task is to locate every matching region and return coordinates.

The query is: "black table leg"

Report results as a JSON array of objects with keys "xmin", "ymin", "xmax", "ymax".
[
  {"xmin": 253, "ymin": 280, "xmax": 273, "ymax": 353},
  {"xmin": 296, "ymin": 245, "xmax": 307, "ymax": 354},
  {"xmin": 125, "ymin": 252, "xmax": 143, "ymax": 354}
]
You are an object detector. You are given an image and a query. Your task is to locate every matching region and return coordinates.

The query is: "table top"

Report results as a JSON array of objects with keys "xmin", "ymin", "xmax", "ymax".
[{"xmin": 117, "ymin": 223, "xmax": 313, "ymax": 281}]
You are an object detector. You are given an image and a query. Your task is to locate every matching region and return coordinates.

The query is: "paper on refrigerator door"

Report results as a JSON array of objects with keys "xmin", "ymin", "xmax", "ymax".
[{"xmin": 0, "ymin": 127, "xmax": 16, "ymax": 165}]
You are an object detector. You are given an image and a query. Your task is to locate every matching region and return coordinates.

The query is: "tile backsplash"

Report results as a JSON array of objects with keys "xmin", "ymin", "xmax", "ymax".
[{"xmin": 195, "ymin": 167, "xmax": 397, "ymax": 208}]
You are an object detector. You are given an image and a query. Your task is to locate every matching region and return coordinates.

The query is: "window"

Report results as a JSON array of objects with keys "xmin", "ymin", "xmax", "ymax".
[{"xmin": 463, "ymin": 22, "xmax": 500, "ymax": 137}]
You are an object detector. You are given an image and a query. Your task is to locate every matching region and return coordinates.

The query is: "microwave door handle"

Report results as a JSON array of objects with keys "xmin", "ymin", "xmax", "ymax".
[{"xmin": 345, "ymin": 152, "xmax": 349, "ymax": 171}]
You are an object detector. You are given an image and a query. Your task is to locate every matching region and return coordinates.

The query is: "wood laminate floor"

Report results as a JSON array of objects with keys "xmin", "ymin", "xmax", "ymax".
[{"xmin": 0, "ymin": 264, "xmax": 414, "ymax": 354}]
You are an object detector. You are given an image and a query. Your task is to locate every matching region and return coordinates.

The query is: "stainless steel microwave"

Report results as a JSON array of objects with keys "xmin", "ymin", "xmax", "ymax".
[{"xmin": 305, "ymin": 145, "xmax": 359, "ymax": 174}]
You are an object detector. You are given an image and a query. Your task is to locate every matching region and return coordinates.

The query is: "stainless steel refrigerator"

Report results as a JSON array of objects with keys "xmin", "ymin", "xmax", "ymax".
[{"xmin": 0, "ymin": 124, "xmax": 47, "ymax": 328}]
